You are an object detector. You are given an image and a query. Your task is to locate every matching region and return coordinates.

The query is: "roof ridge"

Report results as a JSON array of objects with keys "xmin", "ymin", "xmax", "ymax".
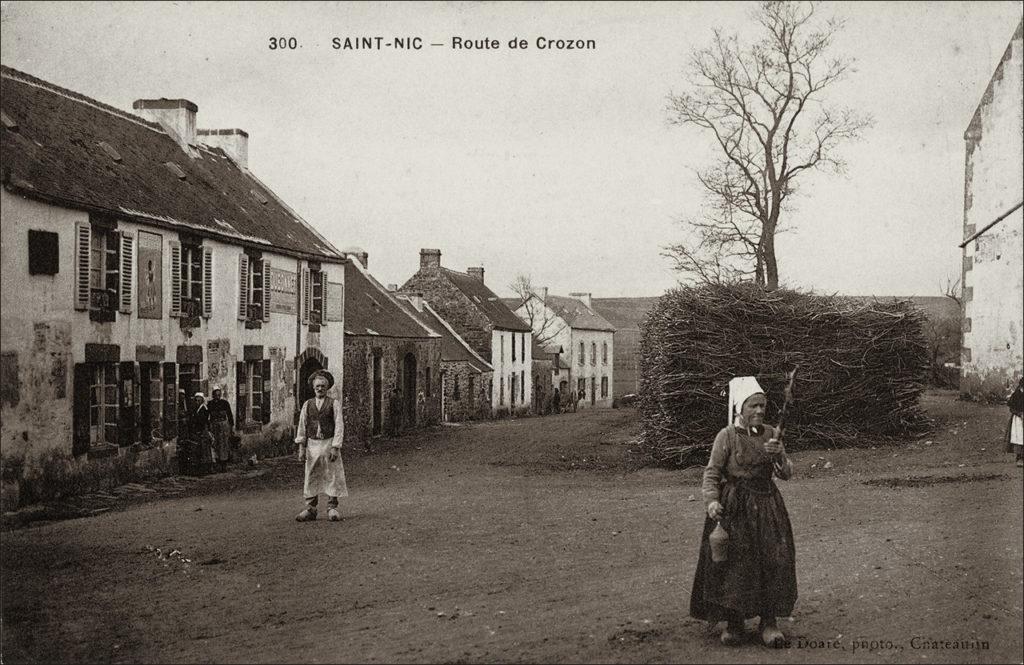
[{"xmin": 1, "ymin": 65, "xmax": 164, "ymax": 135}]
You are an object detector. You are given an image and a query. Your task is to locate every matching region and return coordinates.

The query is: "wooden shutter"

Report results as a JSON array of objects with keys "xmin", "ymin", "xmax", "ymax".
[
  {"xmin": 162, "ymin": 362, "xmax": 177, "ymax": 439},
  {"xmin": 74, "ymin": 223, "xmax": 91, "ymax": 310},
  {"xmin": 169, "ymin": 241, "xmax": 182, "ymax": 317},
  {"xmin": 262, "ymin": 259, "xmax": 271, "ymax": 322},
  {"xmin": 236, "ymin": 361, "xmax": 247, "ymax": 427},
  {"xmin": 320, "ymin": 279, "xmax": 328, "ymax": 327},
  {"xmin": 300, "ymin": 266, "xmax": 310, "ymax": 324},
  {"xmin": 72, "ymin": 363, "xmax": 91, "ymax": 456},
  {"xmin": 202, "ymin": 246, "xmax": 213, "ymax": 318},
  {"xmin": 118, "ymin": 231, "xmax": 134, "ymax": 314},
  {"xmin": 238, "ymin": 255, "xmax": 249, "ymax": 320},
  {"xmin": 118, "ymin": 361, "xmax": 136, "ymax": 446},
  {"xmin": 261, "ymin": 358, "xmax": 271, "ymax": 423}
]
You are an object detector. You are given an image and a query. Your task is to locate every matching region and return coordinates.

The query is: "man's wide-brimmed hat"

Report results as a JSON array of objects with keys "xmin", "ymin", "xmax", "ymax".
[{"xmin": 308, "ymin": 369, "xmax": 335, "ymax": 389}]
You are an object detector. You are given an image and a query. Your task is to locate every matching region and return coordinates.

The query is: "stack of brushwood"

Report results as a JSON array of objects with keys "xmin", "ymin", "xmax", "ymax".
[{"xmin": 637, "ymin": 283, "xmax": 931, "ymax": 467}]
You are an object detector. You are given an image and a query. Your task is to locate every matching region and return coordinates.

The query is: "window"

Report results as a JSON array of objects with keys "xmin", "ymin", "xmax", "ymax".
[
  {"xmin": 601, "ymin": 376, "xmax": 608, "ymax": 398},
  {"xmin": 602, "ymin": 342, "xmax": 608, "ymax": 365},
  {"xmin": 310, "ymin": 269, "xmax": 324, "ymax": 324},
  {"xmin": 139, "ymin": 362, "xmax": 164, "ymax": 443},
  {"xmin": 28, "ymin": 230, "xmax": 59, "ymax": 275},
  {"xmin": 500, "ymin": 375, "xmax": 505, "ymax": 405},
  {"xmin": 75, "ymin": 222, "xmax": 133, "ymax": 321},
  {"xmin": 577, "ymin": 378, "xmax": 586, "ymax": 396},
  {"xmin": 178, "ymin": 362, "xmax": 201, "ymax": 399},
  {"xmin": 453, "ymin": 375, "xmax": 461, "ymax": 401},
  {"xmin": 520, "ymin": 370, "xmax": 525, "ymax": 403},
  {"xmin": 469, "ymin": 375, "xmax": 475, "ymax": 405},
  {"xmin": 426, "ymin": 367, "xmax": 432, "ymax": 397},
  {"xmin": 591, "ymin": 377, "xmax": 596, "ymax": 404},
  {"xmin": 521, "ymin": 334, "xmax": 525, "ymax": 362},
  {"xmin": 237, "ymin": 360, "xmax": 269, "ymax": 424},
  {"xmin": 89, "ymin": 363, "xmax": 119, "ymax": 446},
  {"xmin": 239, "ymin": 254, "xmax": 270, "ymax": 325},
  {"xmin": 302, "ymin": 265, "xmax": 328, "ymax": 329},
  {"xmin": 501, "ymin": 334, "xmax": 506, "ymax": 364},
  {"xmin": 591, "ymin": 342, "xmax": 597, "ymax": 366},
  {"xmin": 579, "ymin": 342, "xmax": 585, "ymax": 366},
  {"xmin": 512, "ymin": 332, "xmax": 516, "ymax": 362},
  {"xmin": 511, "ymin": 373, "xmax": 517, "ymax": 406},
  {"xmin": 169, "ymin": 239, "xmax": 212, "ymax": 321}
]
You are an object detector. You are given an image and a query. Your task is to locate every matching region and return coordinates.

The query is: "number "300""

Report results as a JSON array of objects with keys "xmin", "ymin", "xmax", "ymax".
[{"xmin": 269, "ymin": 37, "xmax": 299, "ymax": 50}]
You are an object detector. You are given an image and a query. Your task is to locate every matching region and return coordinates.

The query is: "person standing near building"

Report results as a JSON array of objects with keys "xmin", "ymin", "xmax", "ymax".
[
  {"xmin": 295, "ymin": 370, "xmax": 348, "ymax": 522},
  {"xmin": 1007, "ymin": 377, "xmax": 1024, "ymax": 467},
  {"xmin": 207, "ymin": 387, "xmax": 234, "ymax": 473},
  {"xmin": 190, "ymin": 392, "xmax": 212, "ymax": 475}
]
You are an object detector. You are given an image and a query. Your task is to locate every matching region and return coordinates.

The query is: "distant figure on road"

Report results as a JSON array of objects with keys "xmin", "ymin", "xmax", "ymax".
[
  {"xmin": 577, "ymin": 386, "xmax": 585, "ymax": 411},
  {"xmin": 1007, "ymin": 377, "xmax": 1024, "ymax": 467},
  {"xmin": 552, "ymin": 388, "xmax": 561, "ymax": 414},
  {"xmin": 207, "ymin": 387, "xmax": 234, "ymax": 472},
  {"xmin": 294, "ymin": 370, "xmax": 348, "ymax": 522},
  {"xmin": 569, "ymin": 390, "xmax": 578, "ymax": 413},
  {"xmin": 690, "ymin": 376, "xmax": 797, "ymax": 649}
]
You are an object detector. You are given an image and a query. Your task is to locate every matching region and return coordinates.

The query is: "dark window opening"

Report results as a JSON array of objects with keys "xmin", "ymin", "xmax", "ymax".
[{"xmin": 28, "ymin": 230, "xmax": 59, "ymax": 275}]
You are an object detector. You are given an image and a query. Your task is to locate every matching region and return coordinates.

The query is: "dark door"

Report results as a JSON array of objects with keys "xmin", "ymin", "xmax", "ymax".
[
  {"xmin": 403, "ymin": 353, "xmax": 417, "ymax": 427},
  {"xmin": 372, "ymin": 353, "xmax": 383, "ymax": 435}
]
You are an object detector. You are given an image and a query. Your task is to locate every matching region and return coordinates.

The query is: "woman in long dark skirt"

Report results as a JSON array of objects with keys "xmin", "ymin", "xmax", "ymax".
[{"xmin": 690, "ymin": 376, "xmax": 797, "ymax": 648}]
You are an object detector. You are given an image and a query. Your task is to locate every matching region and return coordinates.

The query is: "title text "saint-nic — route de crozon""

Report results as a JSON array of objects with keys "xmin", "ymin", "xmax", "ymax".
[{"xmin": 267, "ymin": 36, "xmax": 597, "ymax": 51}]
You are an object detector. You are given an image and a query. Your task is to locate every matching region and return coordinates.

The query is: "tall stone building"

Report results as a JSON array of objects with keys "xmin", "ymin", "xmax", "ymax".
[
  {"xmin": 0, "ymin": 66, "xmax": 346, "ymax": 501},
  {"xmin": 960, "ymin": 20, "xmax": 1024, "ymax": 399},
  {"xmin": 402, "ymin": 249, "xmax": 532, "ymax": 416}
]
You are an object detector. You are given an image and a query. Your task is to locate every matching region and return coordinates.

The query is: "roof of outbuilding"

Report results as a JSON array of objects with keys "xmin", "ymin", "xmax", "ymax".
[
  {"xmin": 397, "ymin": 297, "xmax": 492, "ymax": 373},
  {"xmin": 441, "ymin": 268, "xmax": 532, "ymax": 332},
  {"xmin": 0, "ymin": 65, "xmax": 342, "ymax": 261},
  {"xmin": 590, "ymin": 297, "xmax": 661, "ymax": 331},
  {"xmin": 543, "ymin": 295, "xmax": 616, "ymax": 332},
  {"xmin": 344, "ymin": 262, "xmax": 437, "ymax": 339}
]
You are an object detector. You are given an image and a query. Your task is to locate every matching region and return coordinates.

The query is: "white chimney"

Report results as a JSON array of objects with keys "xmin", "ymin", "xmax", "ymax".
[
  {"xmin": 133, "ymin": 98, "xmax": 197, "ymax": 148},
  {"xmin": 341, "ymin": 247, "xmax": 369, "ymax": 269},
  {"xmin": 198, "ymin": 128, "xmax": 249, "ymax": 168},
  {"xmin": 387, "ymin": 283, "xmax": 398, "ymax": 292},
  {"xmin": 408, "ymin": 295, "xmax": 425, "ymax": 311},
  {"xmin": 569, "ymin": 292, "xmax": 592, "ymax": 309}
]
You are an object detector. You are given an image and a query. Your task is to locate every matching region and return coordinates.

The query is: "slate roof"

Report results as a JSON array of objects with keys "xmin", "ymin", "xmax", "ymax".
[
  {"xmin": 0, "ymin": 65, "xmax": 342, "ymax": 261},
  {"xmin": 344, "ymin": 262, "xmax": 436, "ymax": 339},
  {"xmin": 591, "ymin": 297, "xmax": 661, "ymax": 331},
  {"xmin": 397, "ymin": 297, "xmax": 492, "ymax": 373},
  {"xmin": 442, "ymin": 268, "xmax": 531, "ymax": 332},
  {"xmin": 544, "ymin": 295, "xmax": 615, "ymax": 332}
]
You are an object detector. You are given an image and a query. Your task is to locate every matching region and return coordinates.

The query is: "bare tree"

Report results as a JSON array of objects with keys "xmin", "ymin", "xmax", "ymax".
[
  {"xmin": 665, "ymin": 1, "xmax": 872, "ymax": 289},
  {"xmin": 508, "ymin": 274, "xmax": 565, "ymax": 348}
]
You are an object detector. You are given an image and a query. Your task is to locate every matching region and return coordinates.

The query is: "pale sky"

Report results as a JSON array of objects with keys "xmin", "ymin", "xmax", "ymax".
[{"xmin": 2, "ymin": 1, "xmax": 1021, "ymax": 298}]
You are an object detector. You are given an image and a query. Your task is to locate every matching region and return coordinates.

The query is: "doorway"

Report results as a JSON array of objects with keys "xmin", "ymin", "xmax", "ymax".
[
  {"xmin": 298, "ymin": 357, "xmax": 323, "ymax": 406},
  {"xmin": 403, "ymin": 353, "xmax": 417, "ymax": 427},
  {"xmin": 372, "ymin": 352, "xmax": 383, "ymax": 436}
]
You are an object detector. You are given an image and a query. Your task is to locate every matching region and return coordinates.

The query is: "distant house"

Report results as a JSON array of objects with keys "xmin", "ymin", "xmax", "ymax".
[
  {"xmin": 341, "ymin": 254, "xmax": 440, "ymax": 445},
  {"xmin": 530, "ymin": 340, "xmax": 561, "ymax": 414},
  {"xmin": 512, "ymin": 290, "xmax": 615, "ymax": 409},
  {"xmin": 402, "ymin": 249, "xmax": 533, "ymax": 416},
  {"xmin": 395, "ymin": 294, "xmax": 493, "ymax": 423},
  {"xmin": 959, "ymin": 20, "xmax": 1024, "ymax": 398},
  {"xmin": 0, "ymin": 66, "xmax": 345, "ymax": 496},
  {"xmin": 591, "ymin": 297, "xmax": 660, "ymax": 400}
]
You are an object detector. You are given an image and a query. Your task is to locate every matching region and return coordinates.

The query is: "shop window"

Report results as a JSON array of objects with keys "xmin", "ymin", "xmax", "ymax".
[
  {"xmin": 236, "ymin": 359, "xmax": 271, "ymax": 427},
  {"xmin": 89, "ymin": 363, "xmax": 119, "ymax": 446}
]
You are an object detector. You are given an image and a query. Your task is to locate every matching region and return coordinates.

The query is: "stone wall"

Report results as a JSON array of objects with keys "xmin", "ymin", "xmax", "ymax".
[
  {"xmin": 402, "ymin": 269, "xmax": 495, "ymax": 361},
  {"xmin": 342, "ymin": 335, "xmax": 441, "ymax": 447},
  {"xmin": 440, "ymin": 361, "xmax": 491, "ymax": 422}
]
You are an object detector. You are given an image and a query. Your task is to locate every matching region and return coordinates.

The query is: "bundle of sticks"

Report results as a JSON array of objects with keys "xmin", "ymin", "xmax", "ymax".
[{"xmin": 637, "ymin": 283, "xmax": 931, "ymax": 467}]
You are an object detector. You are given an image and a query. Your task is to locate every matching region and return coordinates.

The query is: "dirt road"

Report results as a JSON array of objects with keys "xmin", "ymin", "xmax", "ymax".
[{"xmin": 2, "ymin": 391, "xmax": 1022, "ymax": 663}]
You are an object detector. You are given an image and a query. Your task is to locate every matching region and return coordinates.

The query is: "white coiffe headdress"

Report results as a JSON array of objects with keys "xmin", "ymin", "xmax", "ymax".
[{"xmin": 727, "ymin": 376, "xmax": 765, "ymax": 426}]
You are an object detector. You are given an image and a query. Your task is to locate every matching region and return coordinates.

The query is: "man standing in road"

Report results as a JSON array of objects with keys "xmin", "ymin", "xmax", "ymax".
[{"xmin": 294, "ymin": 370, "xmax": 348, "ymax": 522}]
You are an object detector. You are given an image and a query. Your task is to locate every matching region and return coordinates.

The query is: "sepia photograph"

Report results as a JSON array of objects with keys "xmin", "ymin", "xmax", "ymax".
[{"xmin": 1, "ymin": 1, "xmax": 1022, "ymax": 663}]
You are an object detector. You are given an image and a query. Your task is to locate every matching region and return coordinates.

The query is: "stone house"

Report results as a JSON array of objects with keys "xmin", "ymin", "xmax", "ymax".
[
  {"xmin": 959, "ymin": 20, "xmax": 1024, "ymax": 399},
  {"xmin": 401, "ymin": 249, "xmax": 533, "ymax": 416},
  {"xmin": 530, "ymin": 340, "xmax": 561, "ymax": 414},
  {"xmin": 0, "ymin": 66, "xmax": 346, "ymax": 496},
  {"xmin": 395, "ymin": 294, "xmax": 493, "ymax": 423},
  {"xmin": 512, "ymin": 290, "xmax": 615, "ymax": 408},
  {"xmin": 341, "ymin": 255, "xmax": 440, "ymax": 446}
]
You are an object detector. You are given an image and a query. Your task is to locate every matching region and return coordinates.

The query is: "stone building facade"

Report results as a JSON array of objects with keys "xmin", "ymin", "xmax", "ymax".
[
  {"xmin": 341, "ymin": 258, "xmax": 441, "ymax": 447},
  {"xmin": 513, "ymin": 291, "xmax": 615, "ymax": 409},
  {"xmin": 0, "ymin": 66, "xmax": 346, "ymax": 503},
  {"xmin": 960, "ymin": 21, "xmax": 1024, "ymax": 399},
  {"xmin": 401, "ymin": 249, "xmax": 532, "ymax": 416}
]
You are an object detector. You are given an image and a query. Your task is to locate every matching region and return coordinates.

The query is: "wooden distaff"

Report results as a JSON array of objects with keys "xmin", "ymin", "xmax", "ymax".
[{"xmin": 775, "ymin": 366, "xmax": 799, "ymax": 441}]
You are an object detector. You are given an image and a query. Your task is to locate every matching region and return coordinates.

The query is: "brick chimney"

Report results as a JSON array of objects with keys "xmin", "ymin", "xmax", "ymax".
[
  {"xmin": 197, "ymin": 128, "xmax": 249, "ymax": 168},
  {"xmin": 569, "ymin": 292, "xmax": 592, "ymax": 309},
  {"xmin": 467, "ymin": 267, "xmax": 485, "ymax": 283},
  {"xmin": 387, "ymin": 283, "xmax": 398, "ymax": 292},
  {"xmin": 420, "ymin": 248, "xmax": 441, "ymax": 269},
  {"xmin": 133, "ymin": 98, "xmax": 197, "ymax": 147},
  {"xmin": 342, "ymin": 247, "xmax": 368, "ymax": 269}
]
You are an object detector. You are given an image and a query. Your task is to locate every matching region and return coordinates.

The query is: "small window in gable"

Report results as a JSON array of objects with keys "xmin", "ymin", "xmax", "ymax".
[{"xmin": 28, "ymin": 230, "xmax": 59, "ymax": 275}]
